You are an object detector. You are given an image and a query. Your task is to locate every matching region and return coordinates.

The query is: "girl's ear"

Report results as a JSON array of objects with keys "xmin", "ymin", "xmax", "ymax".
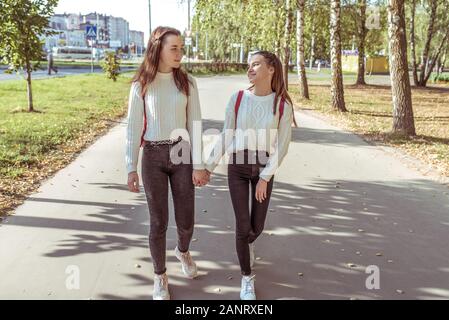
[{"xmin": 268, "ymin": 66, "xmax": 275, "ymax": 75}]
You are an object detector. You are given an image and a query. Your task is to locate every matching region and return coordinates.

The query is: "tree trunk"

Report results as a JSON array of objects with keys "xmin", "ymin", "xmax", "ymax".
[
  {"xmin": 283, "ymin": 0, "xmax": 293, "ymax": 89},
  {"xmin": 410, "ymin": 0, "xmax": 419, "ymax": 86},
  {"xmin": 309, "ymin": 1, "xmax": 316, "ymax": 70},
  {"xmin": 330, "ymin": 0, "xmax": 347, "ymax": 112},
  {"xmin": 296, "ymin": 0, "xmax": 309, "ymax": 99},
  {"xmin": 25, "ymin": 61, "xmax": 34, "ymax": 112},
  {"xmin": 435, "ymin": 57, "xmax": 442, "ymax": 81},
  {"xmin": 423, "ymin": 29, "xmax": 449, "ymax": 86},
  {"xmin": 417, "ymin": 0, "xmax": 438, "ymax": 87},
  {"xmin": 388, "ymin": 0, "xmax": 415, "ymax": 136},
  {"xmin": 309, "ymin": 33, "xmax": 315, "ymax": 70},
  {"xmin": 356, "ymin": 0, "xmax": 367, "ymax": 85},
  {"xmin": 441, "ymin": 50, "xmax": 448, "ymax": 73},
  {"xmin": 274, "ymin": 0, "xmax": 283, "ymax": 57}
]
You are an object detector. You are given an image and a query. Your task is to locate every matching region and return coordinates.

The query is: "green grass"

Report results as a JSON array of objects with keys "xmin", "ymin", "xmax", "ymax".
[
  {"xmin": 0, "ymin": 73, "xmax": 130, "ymax": 179},
  {"xmin": 432, "ymin": 73, "xmax": 449, "ymax": 83}
]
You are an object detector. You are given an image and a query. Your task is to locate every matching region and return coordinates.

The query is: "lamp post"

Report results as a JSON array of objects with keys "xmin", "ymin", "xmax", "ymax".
[{"xmin": 148, "ymin": 0, "xmax": 152, "ymax": 36}]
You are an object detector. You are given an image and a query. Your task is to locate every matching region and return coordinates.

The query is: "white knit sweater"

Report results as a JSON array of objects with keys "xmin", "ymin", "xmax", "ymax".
[
  {"xmin": 125, "ymin": 72, "xmax": 204, "ymax": 173},
  {"xmin": 205, "ymin": 89, "xmax": 293, "ymax": 181}
]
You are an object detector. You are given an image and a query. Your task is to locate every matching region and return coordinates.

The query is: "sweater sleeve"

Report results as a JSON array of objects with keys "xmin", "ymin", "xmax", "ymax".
[
  {"xmin": 186, "ymin": 75, "xmax": 205, "ymax": 170},
  {"xmin": 205, "ymin": 92, "xmax": 238, "ymax": 173},
  {"xmin": 259, "ymin": 101, "xmax": 293, "ymax": 182},
  {"xmin": 125, "ymin": 82, "xmax": 144, "ymax": 174}
]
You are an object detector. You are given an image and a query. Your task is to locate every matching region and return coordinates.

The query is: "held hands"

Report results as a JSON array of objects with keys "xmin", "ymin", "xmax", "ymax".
[
  {"xmin": 193, "ymin": 169, "xmax": 211, "ymax": 187},
  {"xmin": 127, "ymin": 171, "xmax": 140, "ymax": 193},
  {"xmin": 255, "ymin": 178, "xmax": 268, "ymax": 203}
]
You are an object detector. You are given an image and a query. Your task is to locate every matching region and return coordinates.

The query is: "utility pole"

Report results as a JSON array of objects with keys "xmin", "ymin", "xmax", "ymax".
[
  {"xmin": 188, "ymin": 0, "xmax": 191, "ymax": 32},
  {"xmin": 148, "ymin": 0, "xmax": 152, "ymax": 36},
  {"xmin": 195, "ymin": 31, "xmax": 198, "ymax": 60},
  {"xmin": 205, "ymin": 32, "xmax": 208, "ymax": 61},
  {"xmin": 187, "ymin": 0, "xmax": 191, "ymax": 70}
]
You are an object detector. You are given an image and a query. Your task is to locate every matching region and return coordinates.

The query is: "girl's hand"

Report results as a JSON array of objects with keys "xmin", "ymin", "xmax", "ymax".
[
  {"xmin": 255, "ymin": 178, "xmax": 268, "ymax": 203},
  {"xmin": 127, "ymin": 171, "xmax": 140, "ymax": 193},
  {"xmin": 193, "ymin": 169, "xmax": 210, "ymax": 187}
]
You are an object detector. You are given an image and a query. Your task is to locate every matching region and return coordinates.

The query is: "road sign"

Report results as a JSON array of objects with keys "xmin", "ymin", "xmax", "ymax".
[
  {"xmin": 85, "ymin": 26, "xmax": 97, "ymax": 39},
  {"xmin": 185, "ymin": 37, "xmax": 192, "ymax": 46},
  {"xmin": 185, "ymin": 30, "xmax": 192, "ymax": 37}
]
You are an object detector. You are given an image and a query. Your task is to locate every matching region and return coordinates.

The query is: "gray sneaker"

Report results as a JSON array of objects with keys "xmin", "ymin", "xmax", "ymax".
[
  {"xmin": 153, "ymin": 273, "xmax": 170, "ymax": 300},
  {"xmin": 249, "ymin": 242, "xmax": 255, "ymax": 268},
  {"xmin": 240, "ymin": 274, "xmax": 256, "ymax": 300},
  {"xmin": 175, "ymin": 246, "xmax": 198, "ymax": 279}
]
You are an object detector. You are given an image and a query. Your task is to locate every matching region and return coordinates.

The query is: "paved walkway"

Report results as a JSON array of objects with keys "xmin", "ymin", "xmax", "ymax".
[{"xmin": 1, "ymin": 75, "xmax": 448, "ymax": 299}]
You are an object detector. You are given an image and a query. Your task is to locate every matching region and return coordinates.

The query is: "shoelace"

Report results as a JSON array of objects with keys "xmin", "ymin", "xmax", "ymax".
[
  {"xmin": 156, "ymin": 275, "xmax": 167, "ymax": 289},
  {"xmin": 181, "ymin": 251, "xmax": 194, "ymax": 267},
  {"xmin": 244, "ymin": 275, "xmax": 256, "ymax": 293}
]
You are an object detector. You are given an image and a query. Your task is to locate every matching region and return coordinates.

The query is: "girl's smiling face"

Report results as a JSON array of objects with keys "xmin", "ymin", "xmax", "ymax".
[{"xmin": 247, "ymin": 54, "xmax": 275, "ymax": 84}]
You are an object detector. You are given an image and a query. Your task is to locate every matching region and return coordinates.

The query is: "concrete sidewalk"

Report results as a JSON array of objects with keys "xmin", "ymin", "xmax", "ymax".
[{"xmin": 1, "ymin": 75, "xmax": 448, "ymax": 300}]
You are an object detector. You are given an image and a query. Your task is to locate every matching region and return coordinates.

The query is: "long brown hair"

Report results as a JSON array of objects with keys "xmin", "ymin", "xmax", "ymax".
[
  {"xmin": 249, "ymin": 51, "xmax": 298, "ymax": 127},
  {"xmin": 132, "ymin": 26, "xmax": 191, "ymax": 98}
]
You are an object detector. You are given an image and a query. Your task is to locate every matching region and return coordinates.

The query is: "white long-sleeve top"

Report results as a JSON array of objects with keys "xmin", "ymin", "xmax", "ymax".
[
  {"xmin": 125, "ymin": 72, "xmax": 204, "ymax": 173},
  {"xmin": 205, "ymin": 89, "xmax": 293, "ymax": 181}
]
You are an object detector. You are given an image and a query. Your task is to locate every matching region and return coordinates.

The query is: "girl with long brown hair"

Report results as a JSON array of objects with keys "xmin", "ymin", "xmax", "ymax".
[
  {"xmin": 205, "ymin": 51, "xmax": 297, "ymax": 300},
  {"xmin": 125, "ymin": 26, "xmax": 209, "ymax": 300}
]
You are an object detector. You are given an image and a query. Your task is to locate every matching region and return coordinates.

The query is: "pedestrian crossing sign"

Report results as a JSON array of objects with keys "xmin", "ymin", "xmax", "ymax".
[{"xmin": 85, "ymin": 26, "xmax": 97, "ymax": 39}]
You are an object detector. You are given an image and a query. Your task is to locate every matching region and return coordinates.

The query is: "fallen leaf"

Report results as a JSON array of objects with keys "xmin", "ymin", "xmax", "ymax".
[{"xmin": 347, "ymin": 263, "xmax": 357, "ymax": 268}]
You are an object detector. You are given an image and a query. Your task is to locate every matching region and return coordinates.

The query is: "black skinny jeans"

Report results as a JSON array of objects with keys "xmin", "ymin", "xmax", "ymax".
[
  {"xmin": 227, "ymin": 150, "xmax": 274, "ymax": 276},
  {"xmin": 141, "ymin": 139, "xmax": 195, "ymax": 275}
]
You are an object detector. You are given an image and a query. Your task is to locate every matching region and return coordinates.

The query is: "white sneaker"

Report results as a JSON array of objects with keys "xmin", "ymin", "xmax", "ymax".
[
  {"xmin": 175, "ymin": 246, "xmax": 198, "ymax": 279},
  {"xmin": 153, "ymin": 273, "xmax": 170, "ymax": 300},
  {"xmin": 249, "ymin": 242, "xmax": 255, "ymax": 268},
  {"xmin": 240, "ymin": 274, "xmax": 256, "ymax": 300}
]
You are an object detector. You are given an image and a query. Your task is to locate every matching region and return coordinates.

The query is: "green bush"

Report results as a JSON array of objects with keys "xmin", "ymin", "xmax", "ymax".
[{"xmin": 101, "ymin": 52, "xmax": 121, "ymax": 82}]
